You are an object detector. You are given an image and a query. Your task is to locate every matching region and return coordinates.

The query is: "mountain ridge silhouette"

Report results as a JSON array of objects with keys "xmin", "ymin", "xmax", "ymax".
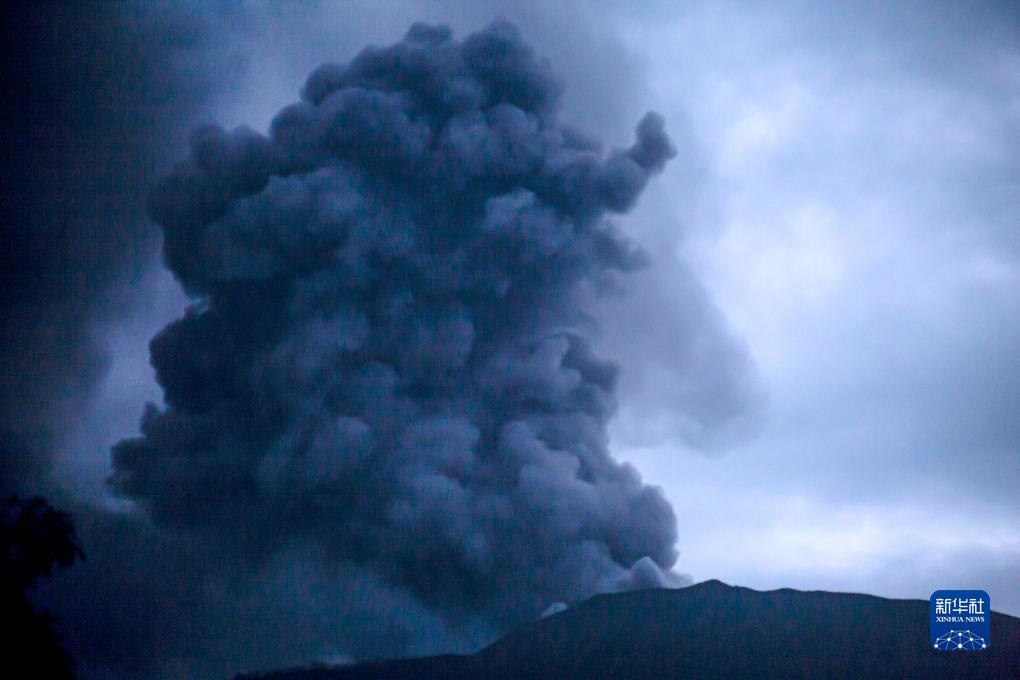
[{"xmin": 237, "ymin": 579, "xmax": 1020, "ymax": 679}]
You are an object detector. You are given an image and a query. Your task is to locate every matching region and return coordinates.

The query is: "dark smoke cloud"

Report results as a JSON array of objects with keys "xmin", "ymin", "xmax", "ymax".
[
  {"xmin": 110, "ymin": 19, "xmax": 680, "ymax": 637},
  {"xmin": 0, "ymin": 2, "xmax": 223, "ymax": 495}
]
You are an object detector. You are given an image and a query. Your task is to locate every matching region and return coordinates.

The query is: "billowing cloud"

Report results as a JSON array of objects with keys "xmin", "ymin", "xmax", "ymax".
[
  {"xmin": 14, "ymin": 4, "xmax": 765, "ymax": 678},
  {"xmin": 110, "ymin": 19, "xmax": 679, "ymax": 643}
]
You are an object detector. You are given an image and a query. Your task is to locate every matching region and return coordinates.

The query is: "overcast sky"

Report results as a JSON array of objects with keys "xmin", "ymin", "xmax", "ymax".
[
  {"xmin": 616, "ymin": 0, "xmax": 1020, "ymax": 614},
  {"xmin": 16, "ymin": 8, "xmax": 1014, "ymax": 672}
]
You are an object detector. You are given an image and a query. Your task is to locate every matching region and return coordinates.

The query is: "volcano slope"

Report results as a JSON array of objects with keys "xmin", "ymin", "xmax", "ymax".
[{"xmin": 238, "ymin": 579, "xmax": 1020, "ymax": 679}]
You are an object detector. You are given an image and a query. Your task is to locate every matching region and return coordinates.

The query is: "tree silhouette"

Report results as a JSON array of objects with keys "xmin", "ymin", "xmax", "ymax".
[{"xmin": 1, "ymin": 495, "xmax": 84, "ymax": 679}]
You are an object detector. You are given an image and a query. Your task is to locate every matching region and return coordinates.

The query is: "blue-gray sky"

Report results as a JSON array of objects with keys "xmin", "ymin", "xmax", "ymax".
[
  {"xmin": 606, "ymin": 0, "xmax": 1020, "ymax": 614},
  {"xmin": 6, "ymin": 1, "xmax": 1018, "ymax": 677}
]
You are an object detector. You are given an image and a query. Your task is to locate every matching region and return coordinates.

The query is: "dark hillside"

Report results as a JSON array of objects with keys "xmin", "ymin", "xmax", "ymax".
[{"xmin": 240, "ymin": 580, "xmax": 1020, "ymax": 679}]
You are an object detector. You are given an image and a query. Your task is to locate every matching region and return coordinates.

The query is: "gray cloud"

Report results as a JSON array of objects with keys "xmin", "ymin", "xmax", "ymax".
[
  {"xmin": 16, "ymin": 3, "xmax": 767, "ymax": 678},
  {"xmin": 0, "ymin": 1, "xmax": 231, "ymax": 495},
  {"xmin": 597, "ymin": 256, "xmax": 766, "ymax": 453},
  {"xmin": 57, "ymin": 21, "xmax": 690, "ymax": 677},
  {"xmin": 118, "ymin": 16, "xmax": 680, "ymax": 600}
]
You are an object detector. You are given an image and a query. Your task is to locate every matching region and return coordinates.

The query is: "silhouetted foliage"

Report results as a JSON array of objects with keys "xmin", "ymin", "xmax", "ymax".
[{"xmin": 1, "ymin": 495, "xmax": 84, "ymax": 679}]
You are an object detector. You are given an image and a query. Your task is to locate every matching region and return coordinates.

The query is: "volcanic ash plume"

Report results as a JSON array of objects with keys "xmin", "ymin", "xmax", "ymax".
[{"xmin": 111, "ymin": 21, "xmax": 679, "ymax": 623}]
